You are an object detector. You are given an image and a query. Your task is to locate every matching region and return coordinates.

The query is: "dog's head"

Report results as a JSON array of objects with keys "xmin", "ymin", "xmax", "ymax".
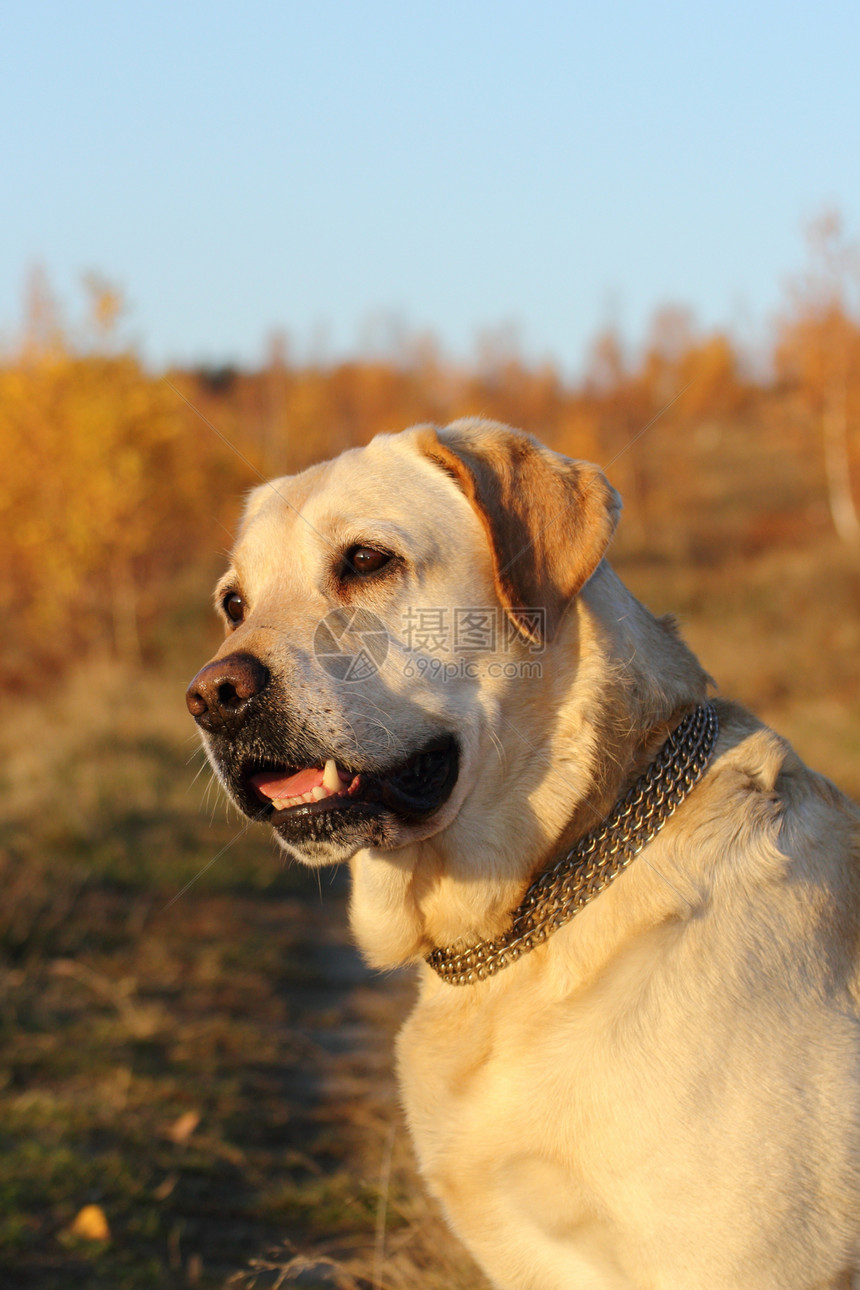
[{"xmin": 186, "ymin": 419, "xmax": 620, "ymax": 867}]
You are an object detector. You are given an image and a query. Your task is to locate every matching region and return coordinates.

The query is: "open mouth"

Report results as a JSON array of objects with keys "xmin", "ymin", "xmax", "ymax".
[
  {"xmin": 239, "ymin": 734, "xmax": 459, "ymax": 827},
  {"xmin": 252, "ymin": 758, "xmax": 354, "ymax": 813}
]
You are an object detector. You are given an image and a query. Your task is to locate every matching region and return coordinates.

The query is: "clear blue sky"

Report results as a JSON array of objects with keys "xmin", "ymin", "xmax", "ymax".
[{"xmin": 2, "ymin": 0, "xmax": 858, "ymax": 374}]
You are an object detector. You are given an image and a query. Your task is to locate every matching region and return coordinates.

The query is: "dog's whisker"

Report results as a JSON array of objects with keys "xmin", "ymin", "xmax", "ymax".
[
  {"xmin": 639, "ymin": 855, "xmax": 695, "ymax": 913},
  {"xmin": 186, "ymin": 757, "xmax": 214, "ymax": 790},
  {"xmin": 486, "ymin": 726, "xmax": 507, "ymax": 771},
  {"xmin": 159, "ymin": 812, "xmax": 263, "ymax": 913}
]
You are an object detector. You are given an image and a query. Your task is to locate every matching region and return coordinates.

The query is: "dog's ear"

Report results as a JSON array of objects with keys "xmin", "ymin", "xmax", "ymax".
[{"xmin": 416, "ymin": 419, "xmax": 621, "ymax": 643}]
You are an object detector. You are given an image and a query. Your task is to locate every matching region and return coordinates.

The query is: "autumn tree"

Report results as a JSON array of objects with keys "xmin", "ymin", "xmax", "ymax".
[
  {"xmin": 776, "ymin": 210, "xmax": 860, "ymax": 546},
  {"xmin": 0, "ymin": 279, "xmax": 225, "ymax": 683}
]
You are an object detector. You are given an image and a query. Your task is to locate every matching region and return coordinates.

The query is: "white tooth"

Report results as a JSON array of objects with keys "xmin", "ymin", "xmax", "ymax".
[
  {"xmin": 272, "ymin": 798, "xmax": 286, "ymax": 810},
  {"xmin": 323, "ymin": 759, "xmax": 341, "ymax": 792},
  {"xmin": 311, "ymin": 786, "xmax": 327, "ymax": 801},
  {"xmin": 299, "ymin": 791, "xmax": 312, "ymax": 803}
]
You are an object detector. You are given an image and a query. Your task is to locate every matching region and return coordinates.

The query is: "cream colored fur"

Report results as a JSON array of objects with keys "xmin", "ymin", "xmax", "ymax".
[{"xmin": 205, "ymin": 420, "xmax": 860, "ymax": 1289}]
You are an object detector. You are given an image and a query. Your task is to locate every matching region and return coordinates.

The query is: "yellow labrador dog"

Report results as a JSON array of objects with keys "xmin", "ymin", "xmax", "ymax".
[{"xmin": 187, "ymin": 420, "xmax": 860, "ymax": 1290}]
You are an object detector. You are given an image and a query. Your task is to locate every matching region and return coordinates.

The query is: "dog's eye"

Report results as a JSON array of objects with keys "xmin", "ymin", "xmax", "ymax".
[
  {"xmin": 222, "ymin": 592, "xmax": 245, "ymax": 624},
  {"xmin": 344, "ymin": 546, "xmax": 392, "ymax": 577}
]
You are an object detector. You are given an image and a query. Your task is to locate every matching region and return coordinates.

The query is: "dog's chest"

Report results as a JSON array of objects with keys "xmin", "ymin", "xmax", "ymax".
[
  {"xmin": 395, "ymin": 977, "xmax": 662, "ymax": 1287},
  {"xmin": 395, "ymin": 946, "xmax": 860, "ymax": 1290}
]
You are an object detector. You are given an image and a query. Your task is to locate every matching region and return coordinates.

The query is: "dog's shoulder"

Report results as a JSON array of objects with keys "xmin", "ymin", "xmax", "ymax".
[
  {"xmin": 684, "ymin": 698, "xmax": 857, "ymax": 841},
  {"xmin": 683, "ymin": 699, "xmax": 860, "ymax": 983},
  {"xmin": 707, "ymin": 697, "xmax": 858, "ymax": 832}
]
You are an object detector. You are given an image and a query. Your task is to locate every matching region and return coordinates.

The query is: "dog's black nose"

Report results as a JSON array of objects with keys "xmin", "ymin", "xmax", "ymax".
[{"xmin": 186, "ymin": 652, "xmax": 270, "ymax": 734}]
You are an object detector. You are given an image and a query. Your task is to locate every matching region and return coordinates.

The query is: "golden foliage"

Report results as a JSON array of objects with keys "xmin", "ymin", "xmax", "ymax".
[
  {"xmin": 0, "ymin": 349, "xmax": 219, "ymax": 676},
  {"xmin": 1, "ymin": 249, "xmax": 858, "ymax": 691}
]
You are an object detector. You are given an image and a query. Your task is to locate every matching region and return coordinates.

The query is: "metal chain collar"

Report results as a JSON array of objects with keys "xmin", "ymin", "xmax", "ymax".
[{"xmin": 427, "ymin": 702, "xmax": 719, "ymax": 986}]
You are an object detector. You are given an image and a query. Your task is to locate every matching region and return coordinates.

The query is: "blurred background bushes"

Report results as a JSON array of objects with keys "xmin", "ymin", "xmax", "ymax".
[{"xmin": 2, "ymin": 212, "xmax": 859, "ymax": 703}]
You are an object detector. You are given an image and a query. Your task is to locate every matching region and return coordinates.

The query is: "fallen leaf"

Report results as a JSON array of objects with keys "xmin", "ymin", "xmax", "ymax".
[
  {"xmin": 69, "ymin": 1204, "xmax": 110, "ymax": 1242},
  {"xmin": 153, "ymin": 1173, "xmax": 178, "ymax": 1200},
  {"xmin": 166, "ymin": 1109, "xmax": 201, "ymax": 1143}
]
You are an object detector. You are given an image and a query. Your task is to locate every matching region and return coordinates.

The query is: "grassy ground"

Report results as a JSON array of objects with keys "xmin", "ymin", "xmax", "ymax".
[
  {"xmin": 1, "ymin": 535, "xmax": 858, "ymax": 1288},
  {"xmin": 0, "ymin": 661, "xmax": 487, "ymax": 1289}
]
